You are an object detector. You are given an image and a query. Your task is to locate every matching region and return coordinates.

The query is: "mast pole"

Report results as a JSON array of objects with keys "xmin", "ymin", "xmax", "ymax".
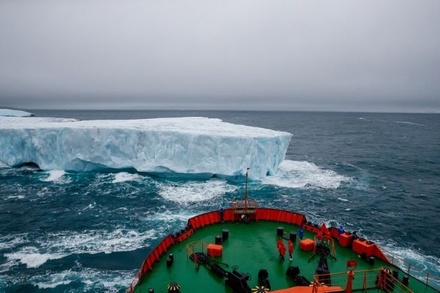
[{"xmin": 245, "ymin": 168, "xmax": 249, "ymax": 212}]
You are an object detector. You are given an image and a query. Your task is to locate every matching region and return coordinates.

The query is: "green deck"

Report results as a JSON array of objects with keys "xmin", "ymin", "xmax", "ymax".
[{"xmin": 134, "ymin": 221, "xmax": 438, "ymax": 293}]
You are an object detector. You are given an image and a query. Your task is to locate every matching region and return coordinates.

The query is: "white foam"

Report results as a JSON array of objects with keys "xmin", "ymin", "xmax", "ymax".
[
  {"xmin": 82, "ymin": 202, "xmax": 96, "ymax": 211},
  {"xmin": 31, "ymin": 267, "xmax": 134, "ymax": 291},
  {"xmin": 86, "ymin": 268, "xmax": 136, "ymax": 291},
  {"xmin": 395, "ymin": 120, "xmax": 424, "ymax": 126},
  {"xmin": 46, "ymin": 229, "xmax": 156, "ymax": 255},
  {"xmin": 0, "ymin": 234, "xmax": 28, "ymax": 250},
  {"xmin": 41, "ymin": 170, "xmax": 71, "ymax": 183},
  {"xmin": 36, "ymin": 279, "xmax": 72, "ymax": 289},
  {"xmin": 0, "ymin": 260, "xmax": 14, "ymax": 274},
  {"xmin": 380, "ymin": 241, "xmax": 440, "ymax": 287},
  {"xmin": 0, "ymin": 235, "xmax": 30, "ymax": 272},
  {"xmin": 261, "ymin": 160, "xmax": 352, "ymax": 189},
  {"xmin": 99, "ymin": 271, "xmax": 135, "ymax": 291},
  {"xmin": 157, "ymin": 178, "xmax": 237, "ymax": 205},
  {"xmin": 3, "ymin": 228, "xmax": 157, "ymax": 269},
  {"xmin": 5, "ymin": 195, "xmax": 25, "ymax": 200},
  {"xmin": 5, "ymin": 247, "xmax": 65, "ymax": 268},
  {"xmin": 147, "ymin": 209, "xmax": 198, "ymax": 223},
  {"xmin": 112, "ymin": 172, "xmax": 144, "ymax": 183}
]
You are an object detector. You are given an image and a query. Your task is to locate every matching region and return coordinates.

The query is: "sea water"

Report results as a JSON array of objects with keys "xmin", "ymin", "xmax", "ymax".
[{"xmin": 0, "ymin": 110, "xmax": 439, "ymax": 292}]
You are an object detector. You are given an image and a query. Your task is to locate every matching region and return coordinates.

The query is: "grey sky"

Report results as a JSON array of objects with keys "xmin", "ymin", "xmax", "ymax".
[{"xmin": 1, "ymin": 0, "xmax": 439, "ymax": 112}]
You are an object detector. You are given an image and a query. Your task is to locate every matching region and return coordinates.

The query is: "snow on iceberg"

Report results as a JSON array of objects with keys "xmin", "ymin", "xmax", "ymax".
[
  {"xmin": 0, "ymin": 116, "xmax": 292, "ymax": 180},
  {"xmin": 0, "ymin": 108, "xmax": 34, "ymax": 117}
]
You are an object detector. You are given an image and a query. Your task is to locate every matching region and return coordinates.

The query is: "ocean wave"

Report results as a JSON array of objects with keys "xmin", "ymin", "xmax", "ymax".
[
  {"xmin": 5, "ymin": 194, "xmax": 25, "ymax": 200},
  {"xmin": 2, "ymin": 228, "xmax": 157, "ymax": 269},
  {"xmin": 381, "ymin": 241, "xmax": 440, "ymax": 289},
  {"xmin": 12, "ymin": 267, "xmax": 134, "ymax": 292},
  {"xmin": 40, "ymin": 170, "xmax": 72, "ymax": 184},
  {"xmin": 0, "ymin": 234, "xmax": 29, "ymax": 250},
  {"xmin": 395, "ymin": 120, "xmax": 425, "ymax": 126},
  {"xmin": 261, "ymin": 160, "xmax": 352, "ymax": 189},
  {"xmin": 112, "ymin": 172, "xmax": 144, "ymax": 183},
  {"xmin": 4, "ymin": 247, "xmax": 65, "ymax": 268},
  {"xmin": 157, "ymin": 178, "xmax": 237, "ymax": 205}
]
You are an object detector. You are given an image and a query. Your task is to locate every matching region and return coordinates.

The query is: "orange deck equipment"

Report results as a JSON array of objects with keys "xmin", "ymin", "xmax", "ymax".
[
  {"xmin": 352, "ymin": 238, "xmax": 374, "ymax": 257},
  {"xmin": 338, "ymin": 232, "xmax": 353, "ymax": 247},
  {"xmin": 299, "ymin": 239, "xmax": 315, "ymax": 252},
  {"xmin": 207, "ymin": 244, "xmax": 223, "ymax": 257}
]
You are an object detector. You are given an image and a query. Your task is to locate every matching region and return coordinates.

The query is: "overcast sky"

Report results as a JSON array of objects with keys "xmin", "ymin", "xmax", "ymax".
[{"xmin": 0, "ymin": 0, "xmax": 439, "ymax": 112}]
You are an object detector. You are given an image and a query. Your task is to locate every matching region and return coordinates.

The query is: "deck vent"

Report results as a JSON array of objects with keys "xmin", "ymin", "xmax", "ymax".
[{"xmin": 222, "ymin": 229, "xmax": 229, "ymax": 241}]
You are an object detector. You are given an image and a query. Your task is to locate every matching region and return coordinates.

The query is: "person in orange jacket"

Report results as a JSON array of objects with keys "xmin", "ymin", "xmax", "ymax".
[{"xmin": 277, "ymin": 238, "xmax": 286, "ymax": 263}]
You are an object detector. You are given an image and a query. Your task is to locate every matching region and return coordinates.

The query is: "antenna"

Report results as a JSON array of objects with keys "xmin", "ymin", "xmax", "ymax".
[
  {"xmin": 244, "ymin": 168, "xmax": 249, "ymax": 211},
  {"xmin": 231, "ymin": 167, "xmax": 257, "ymax": 220}
]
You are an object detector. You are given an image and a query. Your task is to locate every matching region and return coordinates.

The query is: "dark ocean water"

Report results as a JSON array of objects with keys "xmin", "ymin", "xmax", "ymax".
[{"xmin": 0, "ymin": 110, "xmax": 439, "ymax": 292}]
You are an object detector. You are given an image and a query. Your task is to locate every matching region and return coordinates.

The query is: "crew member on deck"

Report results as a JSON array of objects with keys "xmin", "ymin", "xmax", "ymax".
[
  {"xmin": 298, "ymin": 226, "xmax": 304, "ymax": 240},
  {"xmin": 338, "ymin": 225, "xmax": 344, "ymax": 239},
  {"xmin": 288, "ymin": 239, "xmax": 294, "ymax": 261},
  {"xmin": 277, "ymin": 238, "xmax": 286, "ymax": 263}
]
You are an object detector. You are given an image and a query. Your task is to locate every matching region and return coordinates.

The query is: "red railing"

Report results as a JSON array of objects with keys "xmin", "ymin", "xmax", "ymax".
[{"xmin": 312, "ymin": 268, "xmax": 414, "ymax": 293}]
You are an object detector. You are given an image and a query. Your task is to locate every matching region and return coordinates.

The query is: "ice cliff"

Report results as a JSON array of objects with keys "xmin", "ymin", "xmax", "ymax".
[
  {"xmin": 0, "ymin": 115, "xmax": 292, "ymax": 180},
  {"xmin": 0, "ymin": 108, "xmax": 33, "ymax": 117}
]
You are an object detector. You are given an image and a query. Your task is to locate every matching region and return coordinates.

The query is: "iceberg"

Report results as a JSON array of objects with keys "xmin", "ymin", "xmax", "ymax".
[
  {"xmin": 0, "ymin": 116, "xmax": 292, "ymax": 180},
  {"xmin": 0, "ymin": 108, "xmax": 34, "ymax": 117}
]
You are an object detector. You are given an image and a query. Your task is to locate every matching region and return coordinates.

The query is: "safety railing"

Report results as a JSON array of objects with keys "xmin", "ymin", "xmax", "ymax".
[
  {"xmin": 385, "ymin": 251, "xmax": 440, "ymax": 290},
  {"xmin": 312, "ymin": 268, "xmax": 414, "ymax": 293},
  {"xmin": 185, "ymin": 240, "xmax": 208, "ymax": 267}
]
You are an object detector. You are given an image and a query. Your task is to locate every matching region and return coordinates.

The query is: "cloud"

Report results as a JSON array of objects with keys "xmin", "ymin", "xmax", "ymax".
[{"xmin": 0, "ymin": 0, "xmax": 439, "ymax": 112}]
